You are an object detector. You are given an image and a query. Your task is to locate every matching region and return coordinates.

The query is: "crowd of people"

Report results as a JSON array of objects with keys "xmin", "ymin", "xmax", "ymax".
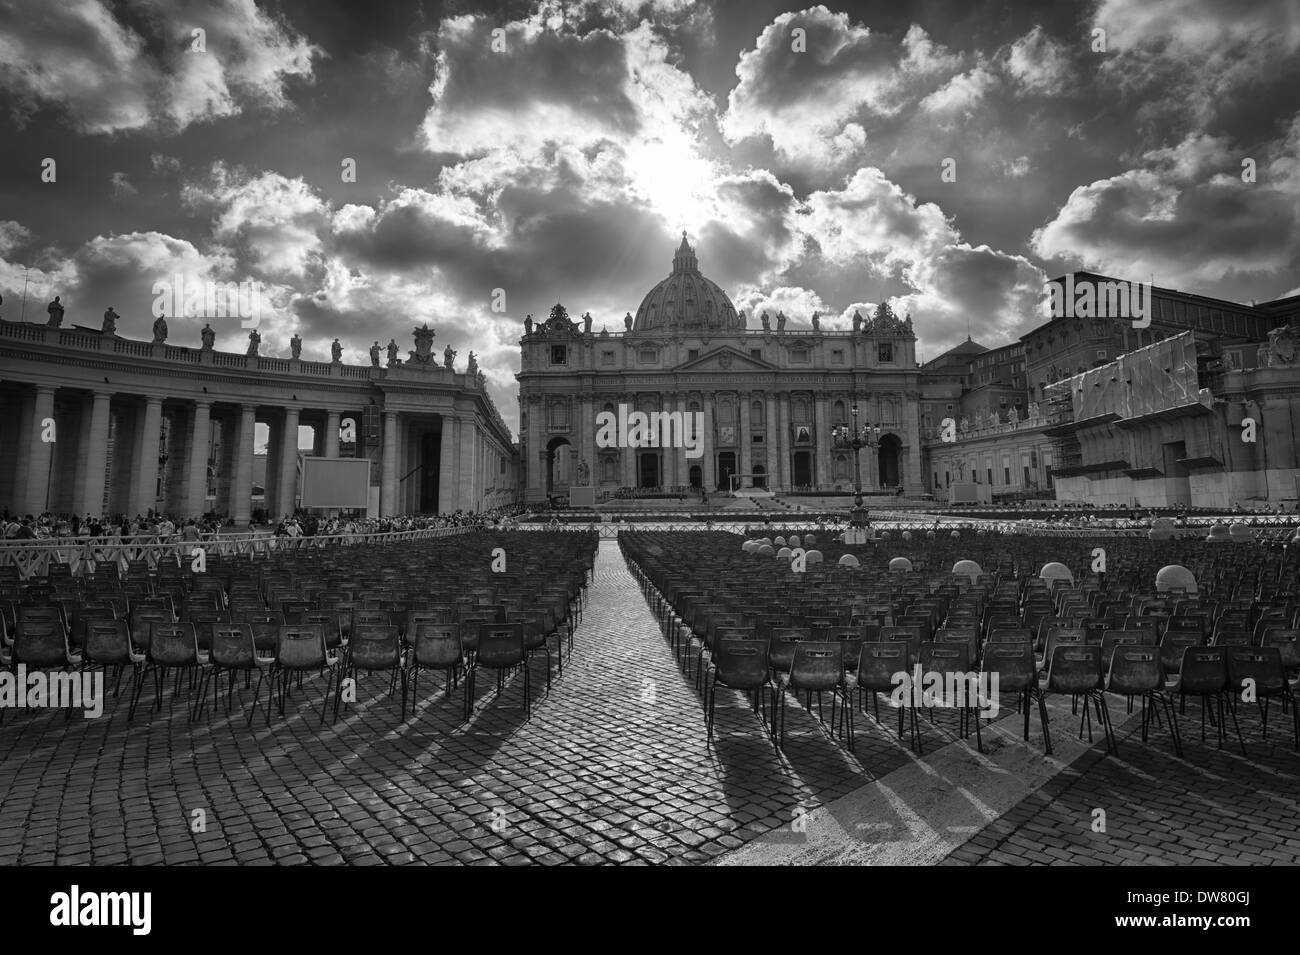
[{"xmin": 0, "ymin": 502, "xmax": 534, "ymax": 543}]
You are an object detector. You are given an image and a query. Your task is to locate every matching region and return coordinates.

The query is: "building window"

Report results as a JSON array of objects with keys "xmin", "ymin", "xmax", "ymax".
[
  {"xmin": 945, "ymin": 403, "xmax": 954, "ymax": 412},
  {"xmin": 831, "ymin": 349, "xmax": 845, "ymax": 364},
  {"xmin": 549, "ymin": 403, "xmax": 568, "ymax": 429},
  {"xmin": 752, "ymin": 434, "xmax": 763, "ymax": 443},
  {"xmin": 638, "ymin": 348, "xmax": 657, "ymax": 363},
  {"xmin": 602, "ymin": 350, "xmax": 614, "ymax": 365},
  {"xmin": 1004, "ymin": 466, "xmax": 1011, "ymax": 484},
  {"xmin": 832, "ymin": 400, "xmax": 846, "ymax": 423},
  {"xmin": 751, "ymin": 400, "xmax": 763, "ymax": 424},
  {"xmin": 878, "ymin": 342, "xmax": 893, "ymax": 363},
  {"xmin": 793, "ymin": 398, "xmax": 810, "ymax": 423},
  {"xmin": 688, "ymin": 349, "xmax": 699, "ymax": 361},
  {"xmin": 987, "ymin": 468, "xmax": 993, "ymax": 485},
  {"xmin": 602, "ymin": 459, "xmax": 615, "ymax": 482},
  {"xmin": 550, "ymin": 345, "xmax": 567, "ymax": 365},
  {"xmin": 790, "ymin": 348, "xmax": 809, "ymax": 363},
  {"xmin": 1097, "ymin": 349, "xmax": 1107, "ymax": 359},
  {"xmin": 750, "ymin": 349, "xmax": 762, "ymax": 360}
]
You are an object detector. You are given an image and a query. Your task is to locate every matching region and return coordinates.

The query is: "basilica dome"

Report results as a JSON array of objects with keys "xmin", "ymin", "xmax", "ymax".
[{"xmin": 632, "ymin": 234, "xmax": 742, "ymax": 333}]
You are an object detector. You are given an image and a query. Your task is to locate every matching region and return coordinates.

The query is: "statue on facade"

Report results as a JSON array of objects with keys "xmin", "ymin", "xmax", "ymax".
[
  {"xmin": 475, "ymin": 369, "xmax": 487, "ymax": 389},
  {"xmin": 331, "ymin": 338, "xmax": 342, "ymax": 363},
  {"xmin": 959, "ymin": 415, "xmax": 970, "ymax": 434},
  {"xmin": 624, "ymin": 312, "xmax": 632, "ymax": 332},
  {"xmin": 409, "ymin": 324, "xmax": 436, "ymax": 365},
  {"xmin": 576, "ymin": 458, "xmax": 590, "ymax": 487},
  {"xmin": 1222, "ymin": 349, "xmax": 1239, "ymax": 371},
  {"xmin": 152, "ymin": 314, "xmax": 168, "ymax": 344},
  {"xmin": 761, "ymin": 311, "xmax": 771, "ymax": 332},
  {"xmin": 290, "ymin": 333, "xmax": 302, "ymax": 359},
  {"xmin": 101, "ymin": 306, "xmax": 118, "ymax": 336},
  {"xmin": 599, "ymin": 326, "xmax": 609, "ymax": 337},
  {"xmin": 1028, "ymin": 401, "xmax": 1039, "ymax": 420},
  {"xmin": 524, "ymin": 314, "xmax": 533, "ymax": 336},
  {"xmin": 444, "ymin": 344, "xmax": 456, "ymax": 370},
  {"xmin": 46, "ymin": 296, "xmax": 65, "ymax": 327},
  {"xmin": 201, "ymin": 323, "xmax": 215, "ymax": 350},
  {"xmin": 1007, "ymin": 405, "xmax": 1020, "ymax": 426},
  {"xmin": 370, "ymin": 341, "xmax": 381, "ymax": 366},
  {"xmin": 386, "ymin": 338, "xmax": 400, "ymax": 366},
  {"xmin": 246, "ymin": 328, "xmax": 261, "ymax": 356},
  {"xmin": 583, "ymin": 312, "xmax": 592, "ymax": 335},
  {"xmin": 776, "ymin": 311, "xmax": 786, "ymax": 332},
  {"xmin": 852, "ymin": 309, "xmax": 863, "ymax": 334},
  {"xmin": 811, "ymin": 311, "xmax": 821, "ymax": 332},
  {"xmin": 467, "ymin": 351, "xmax": 478, "ymax": 376}
]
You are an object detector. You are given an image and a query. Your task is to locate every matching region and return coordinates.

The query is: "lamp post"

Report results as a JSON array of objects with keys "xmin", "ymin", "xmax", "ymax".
[{"xmin": 831, "ymin": 403, "xmax": 881, "ymax": 528}]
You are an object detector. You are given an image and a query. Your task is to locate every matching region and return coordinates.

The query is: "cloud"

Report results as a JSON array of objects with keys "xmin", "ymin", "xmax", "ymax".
[
  {"xmin": 0, "ymin": 220, "xmax": 31, "ymax": 256},
  {"xmin": 1030, "ymin": 126, "xmax": 1300, "ymax": 287},
  {"xmin": 110, "ymin": 171, "xmax": 137, "ymax": 199},
  {"xmin": 0, "ymin": 0, "xmax": 319, "ymax": 134},
  {"xmin": 1001, "ymin": 25, "xmax": 1072, "ymax": 97}
]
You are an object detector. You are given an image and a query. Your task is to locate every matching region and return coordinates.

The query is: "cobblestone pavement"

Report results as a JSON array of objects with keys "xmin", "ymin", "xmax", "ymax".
[{"xmin": 0, "ymin": 540, "xmax": 1296, "ymax": 864}]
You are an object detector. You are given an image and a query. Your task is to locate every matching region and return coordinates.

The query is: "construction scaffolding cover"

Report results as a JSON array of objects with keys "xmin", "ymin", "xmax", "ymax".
[{"xmin": 1071, "ymin": 330, "xmax": 1212, "ymax": 422}]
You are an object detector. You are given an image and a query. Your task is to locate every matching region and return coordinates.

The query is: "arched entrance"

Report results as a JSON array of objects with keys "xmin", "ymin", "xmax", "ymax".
[
  {"xmin": 753, "ymin": 464, "xmax": 766, "ymax": 489},
  {"xmin": 689, "ymin": 465, "xmax": 702, "ymax": 489},
  {"xmin": 793, "ymin": 450, "xmax": 812, "ymax": 488},
  {"xmin": 545, "ymin": 436, "xmax": 571, "ymax": 494},
  {"xmin": 878, "ymin": 434, "xmax": 902, "ymax": 488},
  {"xmin": 638, "ymin": 452, "xmax": 660, "ymax": 488},
  {"xmin": 717, "ymin": 451, "xmax": 736, "ymax": 492}
]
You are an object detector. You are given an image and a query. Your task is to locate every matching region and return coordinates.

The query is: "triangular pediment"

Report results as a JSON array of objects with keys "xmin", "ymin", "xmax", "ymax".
[{"xmin": 675, "ymin": 345, "xmax": 775, "ymax": 372}]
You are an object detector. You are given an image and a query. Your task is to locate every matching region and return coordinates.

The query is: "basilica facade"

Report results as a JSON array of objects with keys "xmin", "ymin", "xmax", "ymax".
[{"xmin": 516, "ymin": 236, "xmax": 925, "ymax": 503}]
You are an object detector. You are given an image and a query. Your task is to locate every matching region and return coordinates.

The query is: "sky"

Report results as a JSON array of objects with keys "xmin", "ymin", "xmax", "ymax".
[{"xmin": 1, "ymin": 0, "xmax": 1298, "ymax": 438}]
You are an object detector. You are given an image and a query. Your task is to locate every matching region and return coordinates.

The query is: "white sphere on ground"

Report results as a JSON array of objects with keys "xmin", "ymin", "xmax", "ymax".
[
  {"xmin": 1206, "ymin": 523, "xmax": 1231, "ymax": 542},
  {"xmin": 774, "ymin": 536, "xmax": 786, "ymax": 546},
  {"xmin": 805, "ymin": 550, "xmax": 823, "ymax": 564},
  {"xmin": 803, "ymin": 534, "xmax": 817, "ymax": 546},
  {"xmin": 777, "ymin": 546, "xmax": 793, "ymax": 559},
  {"xmin": 880, "ymin": 531, "xmax": 891, "ymax": 541},
  {"xmin": 902, "ymin": 531, "xmax": 913, "ymax": 541},
  {"xmin": 952, "ymin": 559, "xmax": 982, "ymax": 583},
  {"xmin": 1156, "ymin": 564, "xmax": 1197, "ymax": 594},
  {"xmin": 1039, "ymin": 562, "xmax": 1074, "ymax": 586},
  {"xmin": 951, "ymin": 530, "xmax": 960, "ymax": 538},
  {"xmin": 787, "ymin": 534, "xmax": 801, "ymax": 547},
  {"xmin": 838, "ymin": 553, "xmax": 861, "ymax": 568},
  {"xmin": 757, "ymin": 544, "xmax": 775, "ymax": 556},
  {"xmin": 889, "ymin": 557, "xmax": 913, "ymax": 572}
]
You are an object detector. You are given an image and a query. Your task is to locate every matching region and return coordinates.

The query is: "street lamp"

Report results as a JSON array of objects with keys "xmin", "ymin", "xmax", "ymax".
[{"xmin": 831, "ymin": 403, "xmax": 882, "ymax": 528}]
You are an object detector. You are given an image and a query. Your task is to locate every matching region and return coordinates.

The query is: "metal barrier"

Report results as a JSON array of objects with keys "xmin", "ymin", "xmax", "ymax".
[{"xmin": 0, "ymin": 526, "xmax": 476, "ymax": 579}]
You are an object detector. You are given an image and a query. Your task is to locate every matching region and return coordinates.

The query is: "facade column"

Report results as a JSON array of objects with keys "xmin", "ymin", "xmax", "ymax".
[
  {"xmin": 438, "ymin": 415, "xmax": 457, "ymax": 514},
  {"xmin": 76, "ymin": 392, "xmax": 111, "ymax": 517},
  {"xmin": 765, "ymin": 393, "xmax": 778, "ymax": 492},
  {"xmin": 622, "ymin": 394, "xmax": 636, "ymax": 488},
  {"xmin": 231, "ymin": 405, "xmax": 256, "ymax": 526},
  {"xmin": 324, "ymin": 411, "xmax": 341, "ymax": 457},
  {"xmin": 460, "ymin": 419, "xmax": 477, "ymax": 511},
  {"xmin": 738, "ymin": 391, "xmax": 751, "ymax": 487},
  {"xmin": 131, "ymin": 396, "xmax": 163, "ymax": 518},
  {"xmin": 11, "ymin": 389, "xmax": 35, "ymax": 514},
  {"xmin": 579, "ymin": 397, "xmax": 594, "ymax": 491},
  {"xmin": 381, "ymin": 410, "xmax": 399, "ymax": 516},
  {"xmin": 814, "ymin": 392, "xmax": 830, "ymax": 490},
  {"xmin": 23, "ymin": 386, "xmax": 56, "ymax": 516},
  {"xmin": 276, "ymin": 407, "xmax": 300, "ymax": 518},
  {"xmin": 777, "ymin": 393, "xmax": 791, "ymax": 493},
  {"xmin": 702, "ymin": 393, "xmax": 715, "ymax": 491},
  {"xmin": 678, "ymin": 394, "xmax": 691, "ymax": 487},
  {"xmin": 185, "ymin": 401, "xmax": 211, "ymax": 518},
  {"xmin": 527, "ymin": 398, "xmax": 542, "ymax": 495}
]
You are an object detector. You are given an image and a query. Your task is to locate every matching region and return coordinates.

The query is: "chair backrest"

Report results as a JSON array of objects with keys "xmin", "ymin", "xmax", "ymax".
[
  {"xmin": 855, "ymin": 642, "xmax": 908, "ymax": 693},
  {"xmin": 476, "ymin": 623, "xmax": 524, "ymax": 668},
  {"xmin": 1159, "ymin": 629, "xmax": 1204, "ymax": 675},
  {"xmin": 981, "ymin": 642, "xmax": 1035, "ymax": 692},
  {"xmin": 1100, "ymin": 629, "xmax": 1152, "ymax": 669},
  {"xmin": 919, "ymin": 641, "xmax": 970, "ymax": 676},
  {"xmin": 1259, "ymin": 628, "xmax": 1300, "ymax": 671},
  {"xmin": 210, "ymin": 624, "xmax": 256, "ymax": 669},
  {"xmin": 414, "ymin": 624, "xmax": 464, "ymax": 669},
  {"xmin": 350, "ymin": 624, "xmax": 402, "ymax": 670},
  {"xmin": 83, "ymin": 620, "xmax": 134, "ymax": 666},
  {"xmin": 1226, "ymin": 647, "xmax": 1286, "ymax": 696},
  {"xmin": 1046, "ymin": 644, "xmax": 1101, "ymax": 694},
  {"xmin": 789, "ymin": 641, "xmax": 844, "ymax": 691},
  {"xmin": 1106, "ymin": 646, "xmax": 1161, "ymax": 695},
  {"xmin": 149, "ymin": 623, "xmax": 200, "ymax": 667},
  {"xmin": 714, "ymin": 638, "xmax": 770, "ymax": 690},
  {"xmin": 277, "ymin": 625, "xmax": 327, "ymax": 670},
  {"xmin": 1177, "ymin": 647, "xmax": 1229, "ymax": 695},
  {"xmin": 768, "ymin": 627, "xmax": 811, "ymax": 672}
]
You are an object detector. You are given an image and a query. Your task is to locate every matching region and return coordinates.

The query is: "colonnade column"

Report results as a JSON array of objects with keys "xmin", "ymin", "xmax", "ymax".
[
  {"xmin": 231, "ymin": 405, "xmax": 256, "ymax": 526},
  {"xmin": 324, "ymin": 411, "xmax": 341, "ymax": 458},
  {"xmin": 276, "ymin": 407, "xmax": 300, "ymax": 518},
  {"xmin": 777, "ymin": 394, "xmax": 791, "ymax": 493},
  {"xmin": 381, "ymin": 409, "xmax": 399, "ymax": 516},
  {"xmin": 78, "ymin": 391, "xmax": 112, "ymax": 516},
  {"xmin": 130, "ymin": 396, "xmax": 163, "ymax": 517},
  {"xmin": 185, "ymin": 401, "xmax": 211, "ymax": 518},
  {"xmin": 814, "ymin": 392, "xmax": 830, "ymax": 489},
  {"xmin": 23, "ymin": 386, "xmax": 56, "ymax": 516},
  {"xmin": 738, "ymin": 391, "xmax": 751, "ymax": 487},
  {"xmin": 765, "ymin": 393, "xmax": 778, "ymax": 492},
  {"xmin": 438, "ymin": 415, "xmax": 457, "ymax": 514}
]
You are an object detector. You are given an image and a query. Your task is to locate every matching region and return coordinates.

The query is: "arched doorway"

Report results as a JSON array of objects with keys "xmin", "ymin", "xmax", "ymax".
[
  {"xmin": 638, "ymin": 452, "xmax": 660, "ymax": 488},
  {"xmin": 793, "ymin": 450, "xmax": 812, "ymax": 488},
  {"xmin": 545, "ymin": 436, "xmax": 571, "ymax": 494},
  {"xmin": 689, "ymin": 465, "xmax": 702, "ymax": 489},
  {"xmin": 878, "ymin": 434, "xmax": 902, "ymax": 487},
  {"xmin": 753, "ymin": 464, "xmax": 766, "ymax": 489},
  {"xmin": 717, "ymin": 451, "xmax": 736, "ymax": 492}
]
